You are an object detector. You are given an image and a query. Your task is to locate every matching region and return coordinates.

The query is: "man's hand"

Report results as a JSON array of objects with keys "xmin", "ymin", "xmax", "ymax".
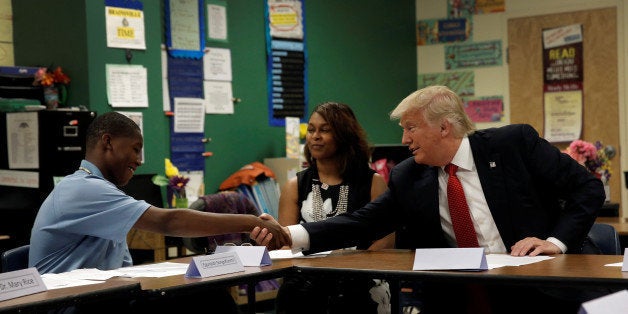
[
  {"xmin": 251, "ymin": 213, "xmax": 292, "ymax": 250},
  {"xmin": 510, "ymin": 237, "xmax": 561, "ymax": 256}
]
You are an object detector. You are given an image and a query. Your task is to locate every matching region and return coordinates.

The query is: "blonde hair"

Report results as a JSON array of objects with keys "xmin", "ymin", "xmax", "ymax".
[{"xmin": 390, "ymin": 85, "xmax": 475, "ymax": 137}]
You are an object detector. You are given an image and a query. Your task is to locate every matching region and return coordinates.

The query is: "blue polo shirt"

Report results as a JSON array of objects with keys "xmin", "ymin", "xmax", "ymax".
[{"xmin": 29, "ymin": 160, "xmax": 150, "ymax": 274}]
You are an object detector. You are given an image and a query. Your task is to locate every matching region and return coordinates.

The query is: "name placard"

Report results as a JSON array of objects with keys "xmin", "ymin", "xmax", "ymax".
[
  {"xmin": 622, "ymin": 248, "xmax": 628, "ymax": 272},
  {"xmin": 413, "ymin": 248, "xmax": 488, "ymax": 271},
  {"xmin": 185, "ymin": 251, "xmax": 245, "ymax": 278},
  {"xmin": 579, "ymin": 289, "xmax": 628, "ymax": 313},
  {"xmin": 214, "ymin": 245, "xmax": 272, "ymax": 266},
  {"xmin": 0, "ymin": 267, "xmax": 47, "ymax": 302}
]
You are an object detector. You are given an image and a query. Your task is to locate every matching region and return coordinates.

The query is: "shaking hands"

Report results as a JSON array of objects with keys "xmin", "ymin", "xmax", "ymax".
[{"xmin": 251, "ymin": 213, "xmax": 292, "ymax": 250}]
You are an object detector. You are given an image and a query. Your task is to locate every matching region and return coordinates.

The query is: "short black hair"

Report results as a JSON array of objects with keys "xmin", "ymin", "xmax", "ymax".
[{"xmin": 85, "ymin": 112, "xmax": 141, "ymax": 149}]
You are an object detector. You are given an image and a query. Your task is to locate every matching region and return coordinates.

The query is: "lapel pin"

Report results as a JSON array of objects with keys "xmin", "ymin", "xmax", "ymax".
[{"xmin": 489, "ymin": 161, "xmax": 496, "ymax": 168}]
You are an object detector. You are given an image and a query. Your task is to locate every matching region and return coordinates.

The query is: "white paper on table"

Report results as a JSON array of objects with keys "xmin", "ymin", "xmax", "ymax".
[
  {"xmin": 41, "ymin": 273, "xmax": 103, "ymax": 290},
  {"xmin": 112, "ymin": 262, "xmax": 190, "ymax": 278},
  {"xmin": 268, "ymin": 249, "xmax": 331, "ymax": 259},
  {"xmin": 485, "ymin": 254, "xmax": 554, "ymax": 269},
  {"xmin": 605, "ymin": 262, "xmax": 623, "ymax": 267}
]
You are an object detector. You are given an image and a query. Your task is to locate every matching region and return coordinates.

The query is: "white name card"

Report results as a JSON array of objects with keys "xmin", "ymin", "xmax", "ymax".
[
  {"xmin": 0, "ymin": 267, "xmax": 47, "ymax": 302},
  {"xmin": 413, "ymin": 248, "xmax": 488, "ymax": 271},
  {"xmin": 622, "ymin": 248, "xmax": 628, "ymax": 272},
  {"xmin": 214, "ymin": 245, "xmax": 272, "ymax": 266},
  {"xmin": 578, "ymin": 289, "xmax": 628, "ymax": 314},
  {"xmin": 185, "ymin": 251, "xmax": 245, "ymax": 278}
]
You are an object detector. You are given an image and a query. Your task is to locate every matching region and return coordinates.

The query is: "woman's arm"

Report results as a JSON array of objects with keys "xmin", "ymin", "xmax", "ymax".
[{"xmin": 278, "ymin": 177, "xmax": 300, "ymax": 225}]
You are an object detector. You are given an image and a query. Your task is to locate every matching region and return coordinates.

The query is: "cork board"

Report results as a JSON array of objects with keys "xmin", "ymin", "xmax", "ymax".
[{"xmin": 508, "ymin": 7, "xmax": 620, "ymax": 204}]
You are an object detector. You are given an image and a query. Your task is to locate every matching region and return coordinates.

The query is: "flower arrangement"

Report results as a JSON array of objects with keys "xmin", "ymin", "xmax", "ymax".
[
  {"xmin": 33, "ymin": 66, "xmax": 71, "ymax": 87},
  {"xmin": 152, "ymin": 158, "xmax": 190, "ymax": 207},
  {"xmin": 563, "ymin": 140, "xmax": 614, "ymax": 182}
]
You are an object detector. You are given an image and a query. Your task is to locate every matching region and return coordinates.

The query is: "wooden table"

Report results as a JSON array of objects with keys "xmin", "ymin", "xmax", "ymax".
[
  {"xmin": 290, "ymin": 250, "xmax": 628, "ymax": 288},
  {"xmin": 0, "ymin": 280, "xmax": 140, "ymax": 313},
  {"xmin": 3, "ymin": 251, "xmax": 626, "ymax": 313},
  {"xmin": 127, "ymin": 251, "xmax": 628, "ymax": 313}
]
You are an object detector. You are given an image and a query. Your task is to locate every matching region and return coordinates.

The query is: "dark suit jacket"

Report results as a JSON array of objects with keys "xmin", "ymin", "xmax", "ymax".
[{"xmin": 303, "ymin": 124, "xmax": 604, "ymax": 254}]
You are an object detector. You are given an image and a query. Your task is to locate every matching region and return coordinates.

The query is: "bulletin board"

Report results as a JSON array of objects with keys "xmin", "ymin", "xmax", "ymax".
[{"xmin": 507, "ymin": 7, "xmax": 620, "ymax": 204}]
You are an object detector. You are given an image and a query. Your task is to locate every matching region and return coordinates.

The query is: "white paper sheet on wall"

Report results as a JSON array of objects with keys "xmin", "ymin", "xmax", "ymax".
[
  {"xmin": 106, "ymin": 64, "xmax": 149, "ymax": 108},
  {"xmin": 6, "ymin": 112, "xmax": 38, "ymax": 169}
]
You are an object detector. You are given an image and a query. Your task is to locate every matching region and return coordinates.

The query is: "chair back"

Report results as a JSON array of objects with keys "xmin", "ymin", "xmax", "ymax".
[
  {"xmin": 182, "ymin": 192, "xmax": 260, "ymax": 254},
  {"xmin": 587, "ymin": 223, "xmax": 621, "ymax": 255},
  {"xmin": 1, "ymin": 244, "xmax": 30, "ymax": 272}
]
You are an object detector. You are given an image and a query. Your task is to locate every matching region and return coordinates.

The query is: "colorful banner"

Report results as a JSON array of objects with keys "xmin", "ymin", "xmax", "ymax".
[
  {"xmin": 265, "ymin": 0, "xmax": 307, "ymax": 127},
  {"xmin": 475, "ymin": 0, "xmax": 505, "ymax": 14},
  {"xmin": 542, "ymin": 24, "xmax": 583, "ymax": 142},
  {"xmin": 445, "ymin": 40, "xmax": 502, "ymax": 69},
  {"xmin": 462, "ymin": 96, "xmax": 503, "ymax": 123},
  {"xmin": 447, "ymin": 0, "xmax": 505, "ymax": 17},
  {"xmin": 418, "ymin": 71, "xmax": 474, "ymax": 97},
  {"xmin": 448, "ymin": 0, "xmax": 475, "ymax": 18},
  {"xmin": 417, "ymin": 17, "xmax": 472, "ymax": 46}
]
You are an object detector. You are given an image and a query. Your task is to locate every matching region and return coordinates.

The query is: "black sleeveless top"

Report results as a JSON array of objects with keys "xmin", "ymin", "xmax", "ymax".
[{"xmin": 296, "ymin": 166, "xmax": 376, "ymax": 249}]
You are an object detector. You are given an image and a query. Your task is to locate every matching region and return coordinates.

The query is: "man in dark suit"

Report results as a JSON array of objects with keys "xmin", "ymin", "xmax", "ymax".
[{"xmin": 254, "ymin": 85, "xmax": 605, "ymax": 313}]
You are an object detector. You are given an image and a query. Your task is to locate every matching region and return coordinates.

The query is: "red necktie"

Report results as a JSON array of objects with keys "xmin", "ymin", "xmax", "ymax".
[{"xmin": 446, "ymin": 163, "xmax": 479, "ymax": 248}]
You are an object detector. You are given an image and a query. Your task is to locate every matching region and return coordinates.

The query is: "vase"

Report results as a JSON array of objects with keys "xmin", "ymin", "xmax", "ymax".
[
  {"xmin": 175, "ymin": 197, "xmax": 188, "ymax": 208},
  {"xmin": 43, "ymin": 85, "xmax": 59, "ymax": 109}
]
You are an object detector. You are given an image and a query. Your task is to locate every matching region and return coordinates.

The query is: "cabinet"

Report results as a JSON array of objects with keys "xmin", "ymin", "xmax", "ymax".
[{"xmin": 0, "ymin": 110, "xmax": 95, "ymax": 248}]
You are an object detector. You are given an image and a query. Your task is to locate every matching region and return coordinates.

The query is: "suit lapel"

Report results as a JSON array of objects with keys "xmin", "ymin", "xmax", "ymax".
[{"xmin": 469, "ymin": 132, "xmax": 514, "ymax": 245}]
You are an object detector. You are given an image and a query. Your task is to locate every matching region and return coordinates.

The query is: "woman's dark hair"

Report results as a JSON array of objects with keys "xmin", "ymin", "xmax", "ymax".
[
  {"xmin": 86, "ymin": 111, "xmax": 141, "ymax": 149},
  {"xmin": 304, "ymin": 102, "xmax": 372, "ymax": 180}
]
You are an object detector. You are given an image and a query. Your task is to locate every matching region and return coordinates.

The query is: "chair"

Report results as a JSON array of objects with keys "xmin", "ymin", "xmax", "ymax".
[
  {"xmin": 1, "ymin": 244, "xmax": 30, "ymax": 272},
  {"xmin": 182, "ymin": 191, "xmax": 260, "ymax": 254},
  {"xmin": 587, "ymin": 223, "xmax": 621, "ymax": 255}
]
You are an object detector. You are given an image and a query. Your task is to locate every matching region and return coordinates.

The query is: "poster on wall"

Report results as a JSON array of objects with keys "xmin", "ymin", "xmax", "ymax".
[
  {"xmin": 418, "ymin": 71, "xmax": 474, "ymax": 97},
  {"xmin": 445, "ymin": 40, "xmax": 502, "ymax": 70},
  {"xmin": 462, "ymin": 96, "xmax": 504, "ymax": 123},
  {"xmin": 417, "ymin": 17, "xmax": 472, "ymax": 46},
  {"xmin": 475, "ymin": 0, "xmax": 505, "ymax": 14},
  {"xmin": 104, "ymin": 0, "xmax": 146, "ymax": 50},
  {"xmin": 543, "ymin": 90, "xmax": 583, "ymax": 142},
  {"xmin": 165, "ymin": 0, "xmax": 205, "ymax": 59},
  {"xmin": 166, "ymin": 50, "xmax": 205, "ymax": 172},
  {"xmin": 448, "ymin": 0, "xmax": 475, "ymax": 18},
  {"xmin": 542, "ymin": 24, "xmax": 583, "ymax": 142},
  {"xmin": 206, "ymin": 0, "xmax": 228, "ymax": 42},
  {"xmin": 265, "ymin": 0, "xmax": 307, "ymax": 127}
]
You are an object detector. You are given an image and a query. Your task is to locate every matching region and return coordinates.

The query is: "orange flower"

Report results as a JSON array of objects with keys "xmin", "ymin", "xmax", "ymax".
[
  {"xmin": 51, "ymin": 67, "xmax": 70, "ymax": 85},
  {"xmin": 33, "ymin": 66, "xmax": 70, "ymax": 87}
]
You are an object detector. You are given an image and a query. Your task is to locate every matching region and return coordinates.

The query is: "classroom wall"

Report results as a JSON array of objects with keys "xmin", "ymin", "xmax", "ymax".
[
  {"xmin": 416, "ymin": 0, "xmax": 628, "ymax": 217},
  {"xmin": 0, "ymin": 0, "xmax": 12, "ymax": 66},
  {"xmin": 12, "ymin": 0, "xmax": 417, "ymax": 194}
]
